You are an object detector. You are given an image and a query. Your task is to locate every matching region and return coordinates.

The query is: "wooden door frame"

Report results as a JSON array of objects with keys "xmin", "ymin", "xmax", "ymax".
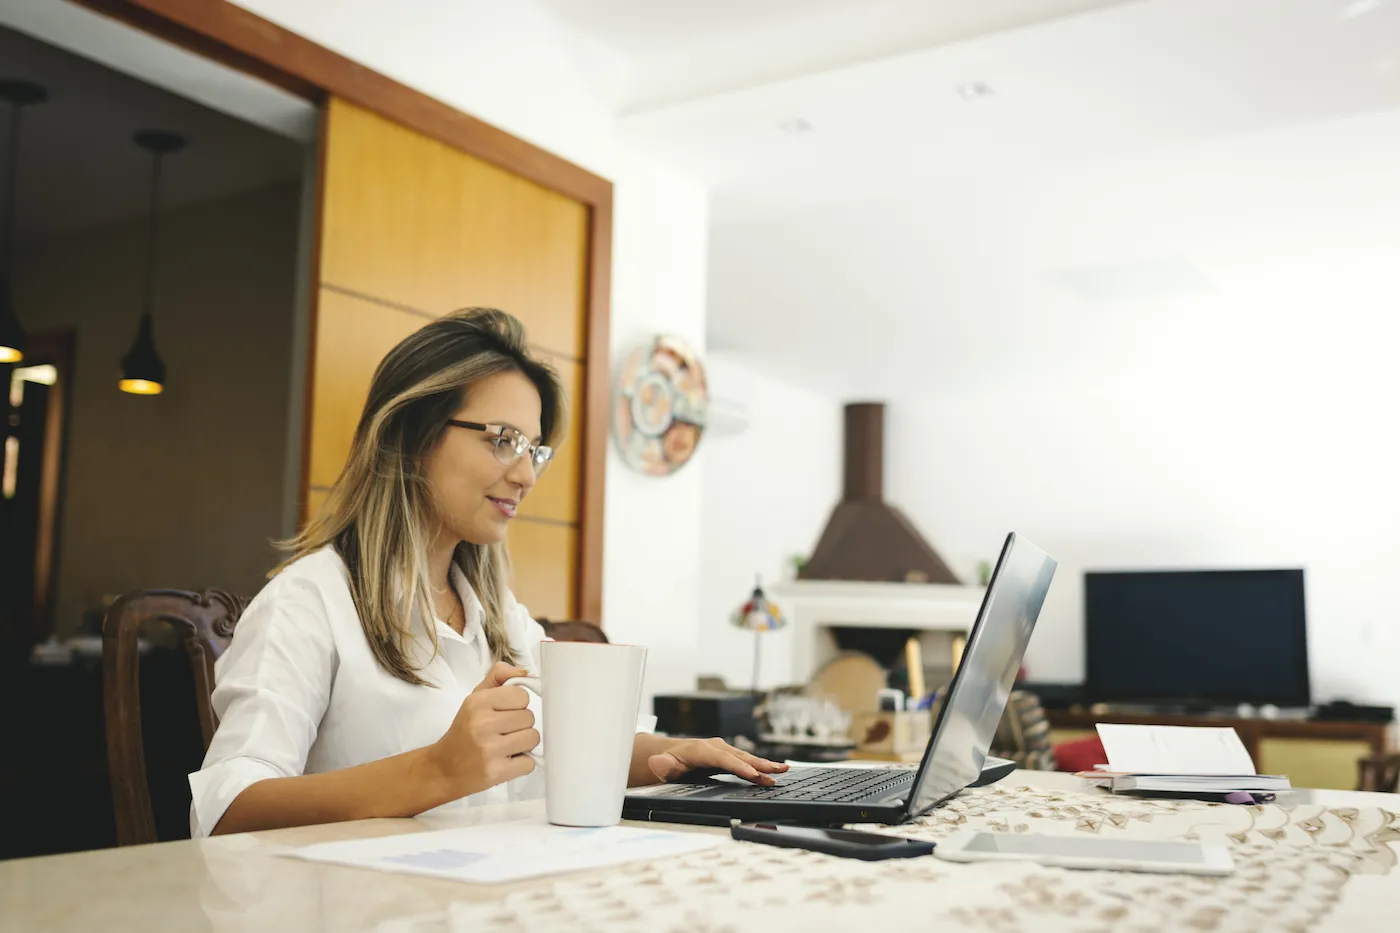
[
  {"xmin": 68, "ymin": 0, "xmax": 612, "ymax": 624},
  {"xmin": 2, "ymin": 329, "xmax": 76, "ymax": 645}
]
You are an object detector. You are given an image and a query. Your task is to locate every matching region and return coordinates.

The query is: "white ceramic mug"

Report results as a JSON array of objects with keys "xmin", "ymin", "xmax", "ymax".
[{"xmin": 506, "ymin": 641, "xmax": 647, "ymax": 826}]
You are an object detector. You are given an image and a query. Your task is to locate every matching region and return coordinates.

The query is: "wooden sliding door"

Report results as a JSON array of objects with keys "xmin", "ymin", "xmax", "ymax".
[{"xmin": 305, "ymin": 98, "xmax": 598, "ymax": 622}]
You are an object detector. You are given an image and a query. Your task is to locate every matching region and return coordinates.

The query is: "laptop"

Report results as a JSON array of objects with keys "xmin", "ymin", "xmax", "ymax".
[{"xmin": 623, "ymin": 532, "xmax": 1056, "ymax": 826}]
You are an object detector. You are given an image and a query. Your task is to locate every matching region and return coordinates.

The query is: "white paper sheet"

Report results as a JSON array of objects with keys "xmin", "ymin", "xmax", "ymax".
[
  {"xmin": 1096, "ymin": 724, "xmax": 1258, "ymax": 776},
  {"xmin": 284, "ymin": 818, "xmax": 727, "ymax": 884}
]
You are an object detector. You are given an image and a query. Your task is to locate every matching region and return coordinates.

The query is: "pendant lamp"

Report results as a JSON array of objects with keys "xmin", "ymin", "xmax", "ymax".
[
  {"xmin": 0, "ymin": 80, "xmax": 48, "ymax": 364},
  {"xmin": 120, "ymin": 130, "xmax": 184, "ymax": 395}
]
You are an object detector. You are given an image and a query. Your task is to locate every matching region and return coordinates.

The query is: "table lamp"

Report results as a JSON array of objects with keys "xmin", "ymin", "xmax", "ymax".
[{"xmin": 731, "ymin": 576, "xmax": 786, "ymax": 695}]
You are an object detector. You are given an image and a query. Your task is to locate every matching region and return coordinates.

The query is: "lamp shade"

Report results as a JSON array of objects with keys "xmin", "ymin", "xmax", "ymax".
[
  {"xmin": 120, "ymin": 130, "xmax": 184, "ymax": 396},
  {"xmin": 0, "ymin": 281, "xmax": 22, "ymax": 363},
  {"xmin": 119, "ymin": 312, "xmax": 165, "ymax": 395},
  {"xmin": 731, "ymin": 577, "xmax": 786, "ymax": 633}
]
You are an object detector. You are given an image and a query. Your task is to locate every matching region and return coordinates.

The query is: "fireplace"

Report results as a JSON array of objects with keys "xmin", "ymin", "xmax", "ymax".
[
  {"xmin": 768, "ymin": 577, "xmax": 984, "ymax": 688},
  {"xmin": 771, "ymin": 401, "xmax": 985, "ymax": 689}
]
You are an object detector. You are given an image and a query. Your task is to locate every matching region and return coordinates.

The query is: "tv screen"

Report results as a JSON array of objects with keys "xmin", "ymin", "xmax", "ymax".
[{"xmin": 1085, "ymin": 569, "xmax": 1309, "ymax": 707}]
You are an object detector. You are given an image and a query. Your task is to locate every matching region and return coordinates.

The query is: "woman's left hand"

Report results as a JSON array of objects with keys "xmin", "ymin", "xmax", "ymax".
[{"xmin": 648, "ymin": 737, "xmax": 789, "ymax": 786}]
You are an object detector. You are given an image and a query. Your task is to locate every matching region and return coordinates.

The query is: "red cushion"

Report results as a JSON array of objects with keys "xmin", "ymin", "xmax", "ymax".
[{"xmin": 1053, "ymin": 735, "xmax": 1107, "ymax": 773}]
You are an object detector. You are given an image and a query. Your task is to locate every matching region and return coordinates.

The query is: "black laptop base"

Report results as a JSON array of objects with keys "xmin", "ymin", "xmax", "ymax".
[
  {"xmin": 623, "ymin": 757, "xmax": 1021, "ymax": 827},
  {"xmin": 623, "ymin": 790, "xmax": 907, "ymax": 827}
]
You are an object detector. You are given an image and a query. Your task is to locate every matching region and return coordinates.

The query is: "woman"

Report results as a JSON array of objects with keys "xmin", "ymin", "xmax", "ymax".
[{"xmin": 190, "ymin": 309, "xmax": 785, "ymax": 837}]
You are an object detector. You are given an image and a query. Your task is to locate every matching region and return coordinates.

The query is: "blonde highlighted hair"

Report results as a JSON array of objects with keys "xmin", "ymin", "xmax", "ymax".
[{"xmin": 279, "ymin": 308, "xmax": 564, "ymax": 685}]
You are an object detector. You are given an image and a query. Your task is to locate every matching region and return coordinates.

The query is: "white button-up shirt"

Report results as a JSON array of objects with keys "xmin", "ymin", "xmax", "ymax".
[{"xmin": 189, "ymin": 547, "xmax": 636, "ymax": 837}]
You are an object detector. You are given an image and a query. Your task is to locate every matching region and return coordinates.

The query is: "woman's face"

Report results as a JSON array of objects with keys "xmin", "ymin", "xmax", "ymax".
[{"xmin": 425, "ymin": 370, "xmax": 543, "ymax": 546}]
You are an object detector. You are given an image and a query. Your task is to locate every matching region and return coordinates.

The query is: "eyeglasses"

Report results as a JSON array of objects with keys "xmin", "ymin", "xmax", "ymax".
[{"xmin": 447, "ymin": 420, "xmax": 553, "ymax": 477}]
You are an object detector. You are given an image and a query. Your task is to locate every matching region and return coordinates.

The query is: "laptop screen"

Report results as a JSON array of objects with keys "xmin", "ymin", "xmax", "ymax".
[{"xmin": 907, "ymin": 533, "xmax": 1057, "ymax": 817}]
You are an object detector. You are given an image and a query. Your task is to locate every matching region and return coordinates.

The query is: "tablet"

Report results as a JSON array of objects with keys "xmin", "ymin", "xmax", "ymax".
[{"xmin": 933, "ymin": 829, "xmax": 1234, "ymax": 876}]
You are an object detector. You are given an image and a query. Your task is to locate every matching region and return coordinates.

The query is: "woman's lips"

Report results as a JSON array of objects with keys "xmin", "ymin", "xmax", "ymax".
[{"xmin": 488, "ymin": 496, "xmax": 518, "ymax": 518}]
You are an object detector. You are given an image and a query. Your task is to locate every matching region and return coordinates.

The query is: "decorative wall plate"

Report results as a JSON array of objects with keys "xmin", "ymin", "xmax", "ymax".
[{"xmin": 612, "ymin": 335, "xmax": 707, "ymax": 476}]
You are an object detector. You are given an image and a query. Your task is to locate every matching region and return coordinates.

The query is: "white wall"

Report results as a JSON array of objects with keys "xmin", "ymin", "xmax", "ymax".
[
  {"xmin": 880, "ymin": 127, "xmax": 1400, "ymax": 713},
  {"xmin": 886, "ymin": 333, "xmax": 1400, "ymax": 711},
  {"xmin": 228, "ymin": 0, "xmax": 710, "ymax": 699},
  {"xmin": 706, "ymin": 108, "xmax": 1400, "ymax": 715},
  {"xmin": 602, "ymin": 157, "xmax": 708, "ymax": 699},
  {"xmin": 698, "ymin": 354, "xmax": 841, "ymax": 690}
]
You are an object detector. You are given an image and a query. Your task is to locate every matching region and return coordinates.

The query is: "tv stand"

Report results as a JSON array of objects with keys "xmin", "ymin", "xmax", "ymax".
[
  {"xmin": 1096, "ymin": 702, "xmax": 1308, "ymax": 719},
  {"xmin": 1145, "ymin": 703, "xmax": 1225, "ymax": 717},
  {"xmin": 1046, "ymin": 708, "xmax": 1393, "ymax": 790}
]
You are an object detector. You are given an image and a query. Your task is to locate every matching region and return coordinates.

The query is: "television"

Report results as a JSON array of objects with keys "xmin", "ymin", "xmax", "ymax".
[{"xmin": 1084, "ymin": 569, "xmax": 1309, "ymax": 708}]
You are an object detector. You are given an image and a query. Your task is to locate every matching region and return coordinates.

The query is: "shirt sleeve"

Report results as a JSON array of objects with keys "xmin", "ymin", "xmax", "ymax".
[
  {"xmin": 507, "ymin": 594, "xmax": 655, "ymax": 734},
  {"xmin": 188, "ymin": 576, "xmax": 337, "ymax": 837}
]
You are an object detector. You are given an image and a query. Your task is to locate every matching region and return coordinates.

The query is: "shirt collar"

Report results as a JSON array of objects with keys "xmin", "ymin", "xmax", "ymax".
[{"xmin": 447, "ymin": 562, "xmax": 485, "ymax": 647}]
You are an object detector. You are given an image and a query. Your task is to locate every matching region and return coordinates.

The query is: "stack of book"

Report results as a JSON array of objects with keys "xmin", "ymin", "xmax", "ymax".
[{"xmin": 1076, "ymin": 724, "xmax": 1291, "ymax": 798}]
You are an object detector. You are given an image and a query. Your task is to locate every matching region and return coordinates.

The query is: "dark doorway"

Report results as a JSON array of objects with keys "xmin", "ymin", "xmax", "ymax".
[{"xmin": 0, "ymin": 328, "xmax": 73, "ymax": 669}]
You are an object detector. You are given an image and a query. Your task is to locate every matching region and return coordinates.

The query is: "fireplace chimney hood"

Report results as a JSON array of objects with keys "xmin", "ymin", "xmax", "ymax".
[{"xmin": 799, "ymin": 402, "xmax": 960, "ymax": 584}]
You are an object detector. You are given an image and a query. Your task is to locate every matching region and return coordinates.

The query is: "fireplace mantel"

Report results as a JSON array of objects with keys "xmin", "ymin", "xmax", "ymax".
[{"xmin": 767, "ymin": 579, "xmax": 986, "ymax": 685}]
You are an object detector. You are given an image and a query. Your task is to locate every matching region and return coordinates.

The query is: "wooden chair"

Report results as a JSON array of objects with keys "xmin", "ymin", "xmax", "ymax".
[
  {"xmin": 537, "ymin": 618, "xmax": 609, "ymax": 643},
  {"xmin": 1357, "ymin": 752, "xmax": 1400, "ymax": 793},
  {"xmin": 102, "ymin": 600, "xmax": 602, "ymax": 845},
  {"xmin": 102, "ymin": 589, "xmax": 246, "ymax": 846}
]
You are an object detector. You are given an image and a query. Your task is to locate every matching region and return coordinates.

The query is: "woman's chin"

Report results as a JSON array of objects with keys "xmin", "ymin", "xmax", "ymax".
[{"xmin": 463, "ymin": 519, "xmax": 510, "ymax": 545}]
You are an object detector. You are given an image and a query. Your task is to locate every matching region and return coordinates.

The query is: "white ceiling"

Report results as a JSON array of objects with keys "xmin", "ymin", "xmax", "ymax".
[
  {"xmin": 564, "ymin": 0, "xmax": 1400, "ymax": 398},
  {"xmin": 617, "ymin": 0, "xmax": 1400, "ymax": 221},
  {"xmin": 706, "ymin": 104, "xmax": 1400, "ymax": 398},
  {"xmin": 537, "ymin": 0, "xmax": 1130, "ymax": 111},
  {"xmin": 0, "ymin": 20, "xmax": 306, "ymax": 246}
]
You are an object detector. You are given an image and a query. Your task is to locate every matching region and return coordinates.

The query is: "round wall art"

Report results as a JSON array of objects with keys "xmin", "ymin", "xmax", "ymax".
[{"xmin": 612, "ymin": 335, "xmax": 708, "ymax": 476}]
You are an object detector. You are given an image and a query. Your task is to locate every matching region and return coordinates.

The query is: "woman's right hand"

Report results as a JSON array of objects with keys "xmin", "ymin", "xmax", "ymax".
[{"xmin": 428, "ymin": 662, "xmax": 539, "ymax": 798}]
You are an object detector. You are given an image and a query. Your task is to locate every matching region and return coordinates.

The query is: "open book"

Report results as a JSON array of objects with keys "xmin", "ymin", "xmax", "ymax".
[{"xmin": 1079, "ymin": 724, "xmax": 1291, "ymax": 795}]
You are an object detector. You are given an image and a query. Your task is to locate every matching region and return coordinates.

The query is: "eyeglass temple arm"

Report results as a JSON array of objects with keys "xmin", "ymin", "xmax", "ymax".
[{"xmin": 446, "ymin": 419, "xmax": 492, "ymax": 432}]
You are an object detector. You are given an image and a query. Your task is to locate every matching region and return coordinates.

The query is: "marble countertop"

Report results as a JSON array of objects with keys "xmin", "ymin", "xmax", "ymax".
[{"xmin": 3, "ymin": 771, "xmax": 1396, "ymax": 933}]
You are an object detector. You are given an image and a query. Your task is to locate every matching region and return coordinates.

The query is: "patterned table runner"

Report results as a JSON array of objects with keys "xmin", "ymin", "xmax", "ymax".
[{"xmin": 426, "ymin": 783, "xmax": 1400, "ymax": 933}]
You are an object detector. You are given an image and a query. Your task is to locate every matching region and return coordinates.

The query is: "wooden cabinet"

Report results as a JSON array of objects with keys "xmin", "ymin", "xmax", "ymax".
[
  {"xmin": 1046, "ymin": 709, "xmax": 1391, "ymax": 790},
  {"xmin": 307, "ymin": 98, "xmax": 600, "ymax": 619}
]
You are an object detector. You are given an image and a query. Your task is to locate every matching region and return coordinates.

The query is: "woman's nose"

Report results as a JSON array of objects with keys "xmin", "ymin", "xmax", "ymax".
[{"xmin": 506, "ymin": 454, "xmax": 537, "ymax": 490}]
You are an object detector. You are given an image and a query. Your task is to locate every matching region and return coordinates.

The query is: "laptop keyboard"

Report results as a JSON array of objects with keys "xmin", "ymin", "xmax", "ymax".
[{"xmin": 725, "ymin": 767, "xmax": 915, "ymax": 803}]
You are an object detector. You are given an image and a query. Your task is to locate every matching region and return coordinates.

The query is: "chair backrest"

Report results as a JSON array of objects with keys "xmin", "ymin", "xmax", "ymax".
[
  {"xmin": 926, "ymin": 686, "xmax": 1058, "ymax": 771},
  {"xmin": 990, "ymin": 689, "xmax": 1057, "ymax": 772},
  {"xmin": 102, "ymin": 589, "xmax": 246, "ymax": 846},
  {"xmin": 537, "ymin": 619, "xmax": 609, "ymax": 643},
  {"xmin": 1357, "ymin": 752, "xmax": 1400, "ymax": 794}
]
